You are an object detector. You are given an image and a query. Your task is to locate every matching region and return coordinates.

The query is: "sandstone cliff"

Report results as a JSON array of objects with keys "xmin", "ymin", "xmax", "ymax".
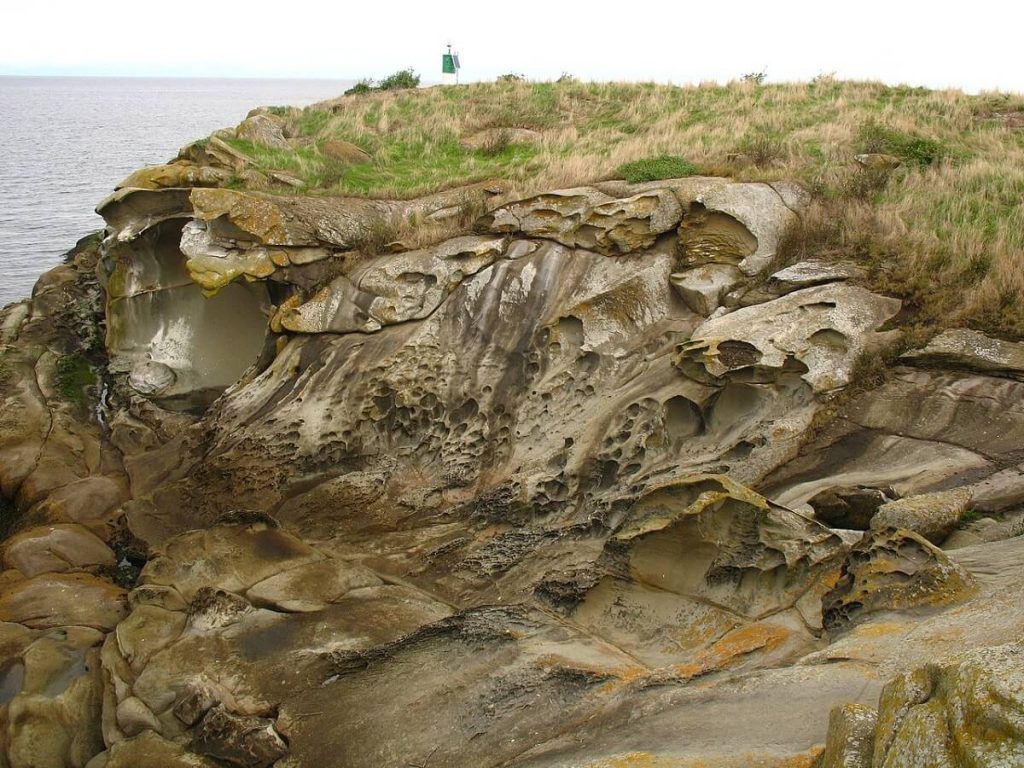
[{"xmin": 0, "ymin": 93, "xmax": 1023, "ymax": 768}]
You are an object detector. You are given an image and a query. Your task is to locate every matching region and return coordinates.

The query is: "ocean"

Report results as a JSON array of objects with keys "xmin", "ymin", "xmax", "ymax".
[{"xmin": 0, "ymin": 76, "xmax": 352, "ymax": 306}]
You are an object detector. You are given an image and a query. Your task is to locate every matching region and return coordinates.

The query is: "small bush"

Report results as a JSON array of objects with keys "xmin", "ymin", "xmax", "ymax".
[
  {"xmin": 615, "ymin": 154, "xmax": 698, "ymax": 183},
  {"xmin": 857, "ymin": 121, "xmax": 948, "ymax": 166},
  {"xmin": 736, "ymin": 130, "xmax": 785, "ymax": 167},
  {"xmin": 345, "ymin": 70, "xmax": 420, "ymax": 97},
  {"xmin": 351, "ymin": 214, "xmax": 399, "ymax": 256},
  {"xmin": 959, "ymin": 508, "xmax": 986, "ymax": 527},
  {"xmin": 344, "ymin": 80, "xmax": 375, "ymax": 96},
  {"xmin": 497, "ymin": 73, "xmax": 525, "ymax": 83},
  {"xmin": 378, "ymin": 68, "xmax": 420, "ymax": 91},
  {"xmin": 741, "ymin": 71, "xmax": 767, "ymax": 85},
  {"xmin": 477, "ymin": 129, "xmax": 513, "ymax": 158}
]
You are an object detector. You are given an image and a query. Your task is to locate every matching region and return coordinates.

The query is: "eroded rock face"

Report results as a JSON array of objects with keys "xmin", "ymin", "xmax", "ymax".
[
  {"xmin": 822, "ymin": 528, "xmax": 975, "ymax": 632},
  {"xmin": 5, "ymin": 159, "xmax": 1024, "ymax": 768},
  {"xmin": 675, "ymin": 283, "xmax": 901, "ymax": 394},
  {"xmin": 809, "ymin": 485, "xmax": 896, "ymax": 531},
  {"xmin": 902, "ymin": 327, "xmax": 1024, "ymax": 380},
  {"xmin": 869, "ymin": 487, "xmax": 971, "ymax": 545},
  {"xmin": 819, "ymin": 643, "xmax": 1024, "ymax": 768}
]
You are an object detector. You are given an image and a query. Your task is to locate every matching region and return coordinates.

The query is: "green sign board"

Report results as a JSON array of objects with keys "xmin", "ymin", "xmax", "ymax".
[{"xmin": 442, "ymin": 54, "xmax": 456, "ymax": 74}]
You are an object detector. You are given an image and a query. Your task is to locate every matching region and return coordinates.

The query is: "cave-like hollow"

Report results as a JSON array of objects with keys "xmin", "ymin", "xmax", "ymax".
[{"xmin": 102, "ymin": 218, "xmax": 271, "ymax": 410}]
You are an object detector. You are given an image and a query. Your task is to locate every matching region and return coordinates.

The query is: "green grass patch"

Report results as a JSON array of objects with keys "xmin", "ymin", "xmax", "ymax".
[
  {"xmin": 55, "ymin": 354, "xmax": 95, "ymax": 407},
  {"xmin": 856, "ymin": 121, "xmax": 950, "ymax": 166},
  {"xmin": 615, "ymin": 155, "xmax": 698, "ymax": 183}
]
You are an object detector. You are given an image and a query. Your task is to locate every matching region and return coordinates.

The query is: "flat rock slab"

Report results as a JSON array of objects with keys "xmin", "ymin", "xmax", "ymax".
[
  {"xmin": 2, "ymin": 524, "xmax": 115, "ymax": 577},
  {"xmin": 902, "ymin": 328, "xmax": 1024, "ymax": 380},
  {"xmin": 0, "ymin": 572, "xmax": 126, "ymax": 631}
]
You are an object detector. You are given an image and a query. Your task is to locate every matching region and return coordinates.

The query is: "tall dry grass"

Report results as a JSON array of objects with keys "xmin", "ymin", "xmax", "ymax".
[{"xmin": 232, "ymin": 79, "xmax": 1024, "ymax": 338}]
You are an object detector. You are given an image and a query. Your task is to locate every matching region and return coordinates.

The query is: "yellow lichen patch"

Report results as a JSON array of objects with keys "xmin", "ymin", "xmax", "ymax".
[
  {"xmin": 673, "ymin": 621, "xmax": 790, "ymax": 680},
  {"xmin": 190, "ymin": 188, "xmax": 289, "ymax": 244},
  {"xmin": 533, "ymin": 652, "xmax": 647, "ymax": 686},
  {"xmin": 119, "ymin": 163, "xmax": 229, "ymax": 190},
  {"xmin": 270, "ymin": 295, "xmax": 304, "ymax": 334},
  {"xmin": 186, "ymin": 249, "xmax": 277, "ymax": 295}
]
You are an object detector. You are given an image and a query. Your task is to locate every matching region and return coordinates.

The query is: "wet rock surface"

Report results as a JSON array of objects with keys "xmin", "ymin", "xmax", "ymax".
[{"xmin": 1, "ymin": 146, "xmax": 1022, "ymax": 767}]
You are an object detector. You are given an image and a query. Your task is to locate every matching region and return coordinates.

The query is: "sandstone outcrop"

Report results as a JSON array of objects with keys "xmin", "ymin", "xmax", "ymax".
[{"xmin": 1, "ymin": 124, "xmax": 1022, "ymax": 768}]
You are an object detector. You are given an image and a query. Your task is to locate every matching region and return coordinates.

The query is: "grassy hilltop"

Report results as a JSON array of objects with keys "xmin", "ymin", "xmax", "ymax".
[{"xmin": 222, "ymin": 78, "xmax": 1024, "ymax": 339}]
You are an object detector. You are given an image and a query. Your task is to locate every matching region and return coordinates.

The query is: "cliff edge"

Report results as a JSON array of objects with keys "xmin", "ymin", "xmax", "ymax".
[{"xmin": 1, "ymin": 81, "xmax": 1023, "ymax": 768}]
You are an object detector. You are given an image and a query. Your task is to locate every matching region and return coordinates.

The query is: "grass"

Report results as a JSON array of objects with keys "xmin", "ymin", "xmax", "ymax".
[
  {"xmin": 206, "ymin": 78, "xmax": 1024, "ymax": 339},
  {"xmin": 55, "ymin": 353, "xmax": 95, "ymax": 408},
  {"xmin": 616, "ymin": 155, "xmax": 698, "ymax": 183}
]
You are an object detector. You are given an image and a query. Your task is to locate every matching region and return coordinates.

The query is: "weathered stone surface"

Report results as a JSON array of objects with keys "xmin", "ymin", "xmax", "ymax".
[
  {"xmin": 90, "ymin": 731, "xmax": 221, "ymax": 767},
  {"xmin": 675, "ymin": 181, "xmax": 800, "ymax": 276},
  {"xmin": 870, "ymin": 643, "xmax": 1024, "ymax": 768},
  {"xmin": 822, "ymin": 528, "xmax": 975, "ymax": 632},
  {"xmin": 902, "ymin": 327, "xmax": 1024, "ymax": 380},
  {"xmin": 0, "ymin": 572, "xmax": 126, "ymax": 630},
  {"xmin": 809, "ymin": 485, "xmax": 896, "ymax": 531},
  {"xmin": 192, "ymin": 706, "xmax": 288, "ymax": 768},
  {"xmin": 768, "ymin": 259, "xmax": 863, "ymax": 293},
  {"xmin": 480, "ymin": 186, "xmax": 683, "ymax": 254},
  {"xmin": 140, "ymin": 521, "xmax": 319, "ymax": 602},
  {"xmin": 117, "ymin": 163, "xmax": 231, "ymax": 191},
  {"xmin": 676, "ymin": 283, "xmax": 901, "ymax": 393},
  {"xmin": 127, "ymin": 360, "xmax": 177, "ymax": 396},
  {"xmin": 816, "ymin": 703, "xmax": 877, "ymax": 768},
  {"xmin": 670, "ymin": 263, "xmax": 744, "ymax": 316},
  {"xmin": 246, "ymin": 559, "xmax": 381, "ymax": 612},
  {"xmin": 320, "ymin": 140, "xmax": 371, "ymax": 164},
  {"xmin": 869, "ymin": 487, "xmax": 972, "ymax": 545},
  {"xmin": 234, "ymin": 113, "xmax": 289, "ymax": 149},
  {"xmin": 280, "ymin": 235, "xmax": 508, "ymax": 333},
  {"xmin": 2, "ymin": 524, "xmax": 115, "ymax": 577}
]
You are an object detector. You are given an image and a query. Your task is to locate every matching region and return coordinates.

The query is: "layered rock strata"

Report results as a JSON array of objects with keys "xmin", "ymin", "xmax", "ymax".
[{"xmin": 0, "ymin": 114, "xmax": 1023, "ymax": 766}]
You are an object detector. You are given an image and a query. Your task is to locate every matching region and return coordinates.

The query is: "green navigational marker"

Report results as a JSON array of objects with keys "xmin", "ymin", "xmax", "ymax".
[{"xmin": 442, "ymin": 43, "xmax": 460, "ymax": 85}]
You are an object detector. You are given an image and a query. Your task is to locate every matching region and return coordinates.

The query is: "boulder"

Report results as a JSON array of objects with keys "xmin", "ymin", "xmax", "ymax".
[
  {"xmin": 2, "ymin": 524, "xmax": 115, "ymax": 577},
  {"xmin": 234, "ymin": 114, "xmax": 289, "ymax": 149},
  {"xmin": 822, "ymin": 528, "xmax": 975, "ymax": 632},
  {"xmin": 0, "ymin": 572, "xmax": 126, "ymax": 631},
  {"xmin": 191, "ymin": 706, "xmax": 288, "ymax": 768},
  {"xmin": 809, "ymin": 485, "xmax": 897, "ymax": 530},
  {"xmin": 870, "ymin": 643, "xmax": 1024, "ymax": 767},
  {"xmin": 869, "ymin": 486, "xmax": 971, "ymax": 545},
  {"xmin": 321, "ymin": 140, "xmax": 371, "ymax": 164},
  {"xmin": 670, "ymin": 263, "xmax": 744, "ymax": 316},
  {"xmin": 816, "ymin": 703, "xmax": 877, "ymax": 768},
  {"xmin": 901, "ymin": 328, "xmax": 1024, "ymax": 381}
]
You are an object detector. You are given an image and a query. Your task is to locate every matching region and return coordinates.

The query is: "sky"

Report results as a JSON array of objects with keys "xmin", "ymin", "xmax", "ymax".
[{"xmin": 3, "ymin": 0, "xmax": 1023, "ymax": 93}]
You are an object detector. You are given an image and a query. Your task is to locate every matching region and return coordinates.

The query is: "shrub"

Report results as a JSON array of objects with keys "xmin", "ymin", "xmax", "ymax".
[
  {"xmin": 345, "ymin": 70, "xmax": 420, "ymax": 97},
  {"xmin": 344, "ymin": 79, "xmax": 375, "ymax": 96},
  {"xmin": 857, "ymin": 121, "xmax": 948, "ymax": 166},
  {"xmin": 378, "ymin": 68, "xmax": 420, "ymax": 91},
  {"xmin": 497, "ymin": 73, "xmax": 526, "ymax": 83},
  {"xmin": 736, "ymin": 130, "xmax": 784, "ymax": 167},
  {"xmin": 351, "ymin": 213, "xmax": 399, "ymax": 256},
  {"xmin": 741, "ymin": 70, "xmax": 767, "ymax": 85},
  {"xmin": 615, "ymin": 154, "xmax": 698, "ymax": 183}
]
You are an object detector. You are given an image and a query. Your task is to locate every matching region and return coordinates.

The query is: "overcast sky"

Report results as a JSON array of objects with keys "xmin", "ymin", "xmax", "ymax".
[{"xmin": 4, "ymin": 0, "xmax": 1022, "ymax": 93}]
